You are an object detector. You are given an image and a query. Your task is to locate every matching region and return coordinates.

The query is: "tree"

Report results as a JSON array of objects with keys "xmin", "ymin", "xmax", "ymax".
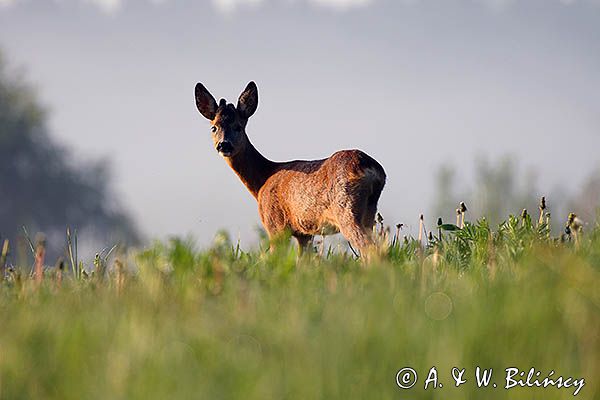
[
  {"xmin": 0, "ymin": 51, "xmax": 139, "ymax": 260},
  {"xmin": 431, "ymin": 156, "xmax": 543, "ymax": 228},
  {"xmin": 569, "ymin": 168, "xmax": 600, "ymax": 226}
]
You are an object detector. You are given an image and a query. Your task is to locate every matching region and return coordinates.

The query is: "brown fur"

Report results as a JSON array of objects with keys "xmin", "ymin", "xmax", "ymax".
[{"xmin": 195, "ymin": 81, "xmax": 386, "ymax": 253}]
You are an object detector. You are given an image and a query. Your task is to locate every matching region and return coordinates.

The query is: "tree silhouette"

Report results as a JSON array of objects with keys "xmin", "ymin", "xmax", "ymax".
[
  {"xmin": 431, "ymin": 156, "xmax": 541, "ymax": 227},
  {"xmin": 570, "ymin": 168, "xmax": 600, "ymax": 225},
  {"xmin": 0, "ymin": 51, "xmax": 139, "ymax": 259}
]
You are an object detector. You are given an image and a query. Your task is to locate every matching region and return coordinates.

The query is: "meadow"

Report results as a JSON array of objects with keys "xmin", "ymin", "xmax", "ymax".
[{"xmin": 0, "ymin": 209, "xmax": 599, "ymax": 400}]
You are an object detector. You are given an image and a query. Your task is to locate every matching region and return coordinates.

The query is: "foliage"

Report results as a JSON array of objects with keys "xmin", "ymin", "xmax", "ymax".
[
  {"xmin": 570, "ymin": 167, "xmax": 600, "ymax": 225},
  {"xmin": 0, "ymin": 53, "xmax": 139, "ymax": 255},
  {"xmin": 432, "ymin": 156, "xmax": 551, "ymax": 228},
  {"xmin": 0, "ymin": 215, "xmax": 598, "ymax": 400}
]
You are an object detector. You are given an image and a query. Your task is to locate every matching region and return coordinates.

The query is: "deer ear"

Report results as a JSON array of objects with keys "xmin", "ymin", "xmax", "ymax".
[
  {"xmin": 195, "ymin": 83, "xmax": 218, "ymax": 120},
  {"xmin": 237, "ymin": 81, "xmax": 258, "ymax": 119}
]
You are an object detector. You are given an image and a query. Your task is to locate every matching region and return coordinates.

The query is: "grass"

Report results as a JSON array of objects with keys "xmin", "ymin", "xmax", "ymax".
[{"xmin": 0, "ymin": 213, "xmax": 599, "ymax": 400}]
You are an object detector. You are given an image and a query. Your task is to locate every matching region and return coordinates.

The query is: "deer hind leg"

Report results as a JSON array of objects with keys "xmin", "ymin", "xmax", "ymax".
[
  {"xmin": 361, "ymin": 175, "xmax": 385, "ymax": 230},
  {"xmin": 336, "ymin": 179, "xmax": 385, "ymax": 258},
  {"xmin": 361, "ymin": 200, "xmax": 378, "ymax": 232},
  {"xmin": 336, "ymin": 200, "xmax": 375, "ymax": 256},
  {"xmin": 339, "ymin": 222, "xmax": 373, "ymax": 255}
]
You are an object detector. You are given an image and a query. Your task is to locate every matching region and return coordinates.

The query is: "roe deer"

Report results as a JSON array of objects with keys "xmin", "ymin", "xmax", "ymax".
[{"xmin": 194, "ymin": 81, "xmax": 386, "ymax": 255}]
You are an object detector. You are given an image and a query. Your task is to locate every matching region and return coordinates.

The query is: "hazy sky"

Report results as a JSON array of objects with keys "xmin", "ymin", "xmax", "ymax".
[{"xmin": 1, "ymin": 0, "xmax": 599, "ymax": 247}]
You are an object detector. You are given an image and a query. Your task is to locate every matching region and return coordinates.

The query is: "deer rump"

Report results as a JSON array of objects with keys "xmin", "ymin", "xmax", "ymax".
[{"xmin": 257, "ymin": 149, "xmax": 386, "ymax": 240}]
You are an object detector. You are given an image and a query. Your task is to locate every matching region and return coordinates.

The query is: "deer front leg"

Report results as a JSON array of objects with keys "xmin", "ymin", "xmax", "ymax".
[
  {"xmin": 258, "ymin": 199, "xmax": 289, "ymax": 253},
  {"xmin": 294, "ymin": 234, "xmax": 313, "ymax": 256}
]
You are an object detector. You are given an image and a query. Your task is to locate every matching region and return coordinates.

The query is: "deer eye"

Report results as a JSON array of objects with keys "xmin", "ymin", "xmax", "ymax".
[{"xmin": 211, "ymin": 126, "xmax": 217, "ymax": 133}]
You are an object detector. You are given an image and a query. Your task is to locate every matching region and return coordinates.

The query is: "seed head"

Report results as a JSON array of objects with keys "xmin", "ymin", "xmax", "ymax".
[
  {"xmin": 567, "ymin": 213, "xmax": 576, "ymax": 226},
  {"xmin": 437, "ymin": 217, "xmax": 443, "ymax": 227},
  {"xmin": 539, "ymin": 196, "xmax": 546, "ymax": 210},
  {"xmin": 34, "ymin": 233, "xmax": 46, "ymax": 247},
  {"xmin": 567, "ymin": 213, "xmax": 583, "ymax": 231},
  {"xmin": 376, "ymin": 213, "xmax": 384, "ymax": 224},
  {"xmin": 521, "ymin": 209, "xmax": 528, "ymax": 219},
  {"xmin": 459, "ymin": 202, "xmax": 467, "ymax": 213}
]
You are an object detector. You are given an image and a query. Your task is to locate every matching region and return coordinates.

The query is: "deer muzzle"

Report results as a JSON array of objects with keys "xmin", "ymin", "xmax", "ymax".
[{"xmin": 216, "ymin": 141, "xmax": 234, "ymax": 157}]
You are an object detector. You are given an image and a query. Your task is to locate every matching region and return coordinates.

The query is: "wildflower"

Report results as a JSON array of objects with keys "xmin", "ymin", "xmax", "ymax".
[
  {"xmin": 539, "ymin": 196, "xmax": 546, "ymax": 211},
  {"xmin": 538, "ymin": 196, "xmax": 547, "ymax": 226},
  {"xmin": 458, "ymin": 202, "xmax": 467, "ymax": 228},
  {"xmin": 567, "ymin": 213, "xmax": 583, "ymax": 233}
]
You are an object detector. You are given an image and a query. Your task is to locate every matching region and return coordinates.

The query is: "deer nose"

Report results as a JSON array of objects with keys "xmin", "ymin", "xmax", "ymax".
[{"xmin": 216, "ymin": 141, "xmax": 233, "ymax": 155}]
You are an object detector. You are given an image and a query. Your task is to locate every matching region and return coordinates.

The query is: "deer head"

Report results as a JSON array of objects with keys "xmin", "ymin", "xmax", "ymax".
[{"xmin": 194, "ymin": 81, "xmax": 258, "ymax": 158}]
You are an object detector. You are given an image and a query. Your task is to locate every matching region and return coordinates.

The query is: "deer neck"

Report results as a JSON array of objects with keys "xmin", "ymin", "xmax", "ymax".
[{"xmin": 226, "ymin": 139, "xmax": 277, "ymax": 199}]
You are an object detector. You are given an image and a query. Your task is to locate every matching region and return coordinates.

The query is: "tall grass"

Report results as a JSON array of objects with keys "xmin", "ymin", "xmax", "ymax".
[{"xmin": 0, "ymin": 211, "xmax": 599, "ymax": 399}]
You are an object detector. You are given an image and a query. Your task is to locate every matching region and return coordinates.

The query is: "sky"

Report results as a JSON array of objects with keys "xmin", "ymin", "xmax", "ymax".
[{"xmin": 0, "ymin": 0, "xmax": 599, "ymax": 247}]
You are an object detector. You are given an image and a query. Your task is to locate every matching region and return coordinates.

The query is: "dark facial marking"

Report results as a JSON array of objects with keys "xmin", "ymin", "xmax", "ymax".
[{"xmin": 212, "ymin": 102, "xmax": 247, "ymax": 157}]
